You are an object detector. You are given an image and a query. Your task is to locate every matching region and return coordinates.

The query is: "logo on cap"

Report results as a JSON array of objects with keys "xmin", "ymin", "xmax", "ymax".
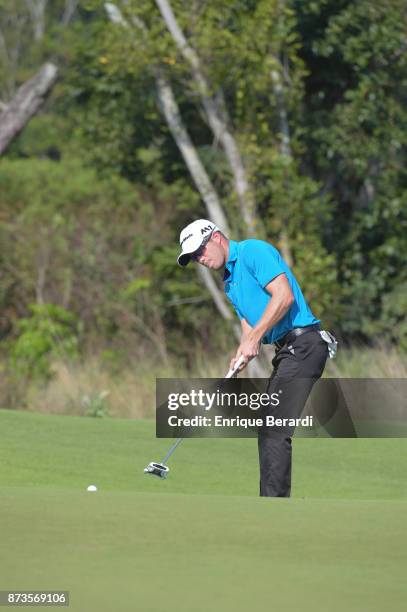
[{"xmin": 180, "ymin": 233, "xmax": 193, "ymax": 246}]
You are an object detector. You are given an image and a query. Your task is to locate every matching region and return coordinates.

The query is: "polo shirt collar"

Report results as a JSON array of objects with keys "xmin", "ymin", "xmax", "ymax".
[
  {"xmin": 224, "ymin": 239, "xmax": 239, "ymax": 280},
  {"xmin": 226, "ymin": 240, "xmax": 238, "ymax": 266}
]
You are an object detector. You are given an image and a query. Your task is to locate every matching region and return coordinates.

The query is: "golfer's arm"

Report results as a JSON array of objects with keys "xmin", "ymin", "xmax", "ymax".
[
  {"xmin": 240, "ymin": 318, "xmax": 252, "ymax": 338},
  {"xmin": 249, "ymin": 274, "xmax": 294, "ymax": 342}
]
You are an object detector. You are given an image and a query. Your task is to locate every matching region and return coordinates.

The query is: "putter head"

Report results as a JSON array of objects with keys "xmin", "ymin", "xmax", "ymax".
[{"xmin": 143, "ymin": 462, "xmax": 170, "ymax": 479}]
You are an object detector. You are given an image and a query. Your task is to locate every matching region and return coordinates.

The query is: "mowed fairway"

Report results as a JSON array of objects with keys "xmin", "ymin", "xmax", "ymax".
[{"xmin": 1, "ymin": 409, "xmax": 407, "ymax": 612}]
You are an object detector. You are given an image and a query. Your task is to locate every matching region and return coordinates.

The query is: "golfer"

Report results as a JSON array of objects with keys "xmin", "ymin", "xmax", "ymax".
[{"xmin": 177, "ymin": 219, "xmax": 334, "ymax": 497}]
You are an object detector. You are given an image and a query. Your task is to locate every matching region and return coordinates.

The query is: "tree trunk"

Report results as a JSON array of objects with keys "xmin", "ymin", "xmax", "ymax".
[
  {"xmin": 0, "ymin": 62, "xmax": 58, "ymax": 155},
  {"xmin": 155, "ymin": 0, "xmax": 257, "ymax": 235},
  {"xmin": 155, "ymin": 73, "xmax": 229, "ymax": 232}
]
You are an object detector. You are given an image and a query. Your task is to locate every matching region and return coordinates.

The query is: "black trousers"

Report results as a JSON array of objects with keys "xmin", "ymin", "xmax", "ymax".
[{"xmin": 258, "ymin": 330, "xmax": 328, "ymax": 497}]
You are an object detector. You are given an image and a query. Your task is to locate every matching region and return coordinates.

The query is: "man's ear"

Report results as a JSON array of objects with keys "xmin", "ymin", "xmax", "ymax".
[{"xmin": 212, "ymin": 230, "xmax": 221, "ymax": 242}]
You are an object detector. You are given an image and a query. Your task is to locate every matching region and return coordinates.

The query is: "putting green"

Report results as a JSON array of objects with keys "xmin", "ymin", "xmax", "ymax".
[{"xmin": 1, "ymin": 409, "xmax": 406, "ymax": 611}]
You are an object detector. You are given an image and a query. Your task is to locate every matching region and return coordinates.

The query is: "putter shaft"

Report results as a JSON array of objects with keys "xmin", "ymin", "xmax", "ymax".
[{"xmin": 162, "ymin": 437, "xmax": 183, "ymax": 464}]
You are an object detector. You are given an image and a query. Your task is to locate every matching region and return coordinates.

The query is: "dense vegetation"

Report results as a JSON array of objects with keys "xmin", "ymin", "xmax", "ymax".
[{"xmin": 0, "ymin": 0, "xmax": 406, "ymax": 410}]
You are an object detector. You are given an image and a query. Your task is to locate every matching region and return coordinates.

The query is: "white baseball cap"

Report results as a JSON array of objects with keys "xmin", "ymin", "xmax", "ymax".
[{"xmin": 177, "ymin": 219, "xmax": 221, "ymax": 267}]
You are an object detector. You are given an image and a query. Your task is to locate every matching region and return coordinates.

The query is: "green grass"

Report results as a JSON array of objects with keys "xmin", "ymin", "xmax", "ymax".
[{"xmin": 1, "ymin": 409, "xmax": 407, "ymax": 611}]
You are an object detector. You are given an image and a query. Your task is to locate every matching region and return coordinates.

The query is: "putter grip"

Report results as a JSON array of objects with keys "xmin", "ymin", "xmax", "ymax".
[{"xmin": 225, "ymin": 355, "xmax": 246, "ymax": 379}]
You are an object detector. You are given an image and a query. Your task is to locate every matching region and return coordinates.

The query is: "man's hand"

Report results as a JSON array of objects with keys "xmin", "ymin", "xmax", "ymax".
[{"xmin": 229, "ymin": 323, "xmax": 261, "ymax": 372}]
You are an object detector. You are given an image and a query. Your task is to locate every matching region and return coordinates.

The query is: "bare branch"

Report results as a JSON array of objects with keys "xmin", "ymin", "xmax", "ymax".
[
  {"xmin": 24, "ymin": 0, "xmax": 47, "ymax": 41},
  {"xmin": 105, "ymin": 2, "xmax": 128, "ymax": 26},
  {"xmin": 61, "ymin": 0, "xmax": 79, "ymax": 27},
  {"xmin": 155, "ymin": 73, "xmax": 229, "ymax": 231},
  {"xmin": 0, "ymin": 62, "xmax": 58, "ymax": 155}
]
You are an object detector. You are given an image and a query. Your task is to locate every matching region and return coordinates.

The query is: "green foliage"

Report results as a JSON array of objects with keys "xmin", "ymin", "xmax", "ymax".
[
  {"xmin": 8, "ymin": 114, "xmax": 74, "ymax": 160},
  {"xmin": 296, "ymin": 0, "xmax": 407, "ymax": 342},
  {"xmin": 81, "ymin": 390, "xmax": 110, "ymax": 417},
  {"xmin": 379, "ymin": 284, "xmax": 407, "ymax": 351},
  {"xmin": 0, "ymin": 156, "xmax": 154, "ymax": 341},
  {"xmin": 9, "ymin": 304, "xmax": 79, "ymax": 381},
  {"xmin": 0, "ymin": 0, "xmax": 406, "ymax": 370}
]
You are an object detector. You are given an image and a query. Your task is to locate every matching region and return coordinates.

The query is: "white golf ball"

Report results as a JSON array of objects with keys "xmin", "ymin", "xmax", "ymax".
[{"xmin": 87, "ymin": 484, "xmax": 97, "ymax": 492}]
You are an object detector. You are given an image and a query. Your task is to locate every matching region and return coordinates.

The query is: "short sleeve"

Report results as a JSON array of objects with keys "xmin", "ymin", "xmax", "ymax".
[{"xmin": 241, "ymin": 240, "xmax": 285, "ymax": 288}]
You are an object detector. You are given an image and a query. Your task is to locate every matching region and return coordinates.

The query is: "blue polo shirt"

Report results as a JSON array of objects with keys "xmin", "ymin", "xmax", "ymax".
[{"xmin": 223, "ymin": 239, "xmax": 319, "ymax": 344}]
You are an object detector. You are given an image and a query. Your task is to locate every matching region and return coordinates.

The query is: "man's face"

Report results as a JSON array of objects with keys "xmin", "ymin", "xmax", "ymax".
[{"xmin": 192, "ymin": 232, "xmax": 226, "ymax": 270}]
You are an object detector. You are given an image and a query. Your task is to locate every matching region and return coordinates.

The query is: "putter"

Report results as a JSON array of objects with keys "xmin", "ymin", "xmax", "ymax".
[{"xmin": 143, "ymin": 355, "xmax": 246, "ymax": 479}]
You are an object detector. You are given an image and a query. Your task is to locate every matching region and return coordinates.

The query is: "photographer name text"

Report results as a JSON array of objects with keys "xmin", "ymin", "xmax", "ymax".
[{"xmin": 167, "ymin": 415, "xmax": 314, "ymax": 429}]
